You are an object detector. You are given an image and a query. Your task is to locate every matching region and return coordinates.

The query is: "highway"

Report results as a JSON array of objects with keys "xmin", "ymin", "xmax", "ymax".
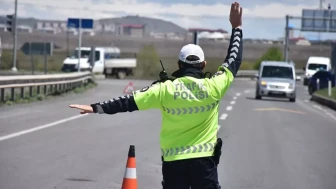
[{"xmin": 0, "ymin": 78, "xmax": 336, "ymax": 189}]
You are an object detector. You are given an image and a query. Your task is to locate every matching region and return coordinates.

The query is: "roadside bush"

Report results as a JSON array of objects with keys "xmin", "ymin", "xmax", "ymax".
[
  {"xmin": 253, "ymin": 46, "xmax": 283, "ymax": 70},
  {"xmin": 136, "ymin": 44, "xmax": 162, "ymax": 78}
]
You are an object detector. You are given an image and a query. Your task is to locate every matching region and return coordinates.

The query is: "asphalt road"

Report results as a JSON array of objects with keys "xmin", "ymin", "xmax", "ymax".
[{"xmin": 0, "ymin": 78, "xmax": 336, "ymax": 189}]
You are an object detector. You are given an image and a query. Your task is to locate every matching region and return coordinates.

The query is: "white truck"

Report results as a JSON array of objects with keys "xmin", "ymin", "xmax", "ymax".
[{"xmin": 61, "ymin": 46, "xmax": 137, "ymax": 79}]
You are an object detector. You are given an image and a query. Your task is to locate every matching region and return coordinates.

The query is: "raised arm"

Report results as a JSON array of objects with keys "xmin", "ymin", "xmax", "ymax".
[
  {"xmin": 217, "ymin": 2, "xmax": 243, "ymax": 77},
  {"xmin": 207, "ymin": 2, "xmax": 243, "ymax": 100}
]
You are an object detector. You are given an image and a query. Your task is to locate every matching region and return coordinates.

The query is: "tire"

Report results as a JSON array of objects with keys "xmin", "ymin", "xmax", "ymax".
[
  {"xmin": 117, "ymin": 71, "xmax": 126, "ymax": 79},
  {"xmin": 255, "ymin": 89, "xmax": 261, "ymax": 99},
  {"xmin": 289, "ymin": 98, "xmax": 296, "ymax": 102}
]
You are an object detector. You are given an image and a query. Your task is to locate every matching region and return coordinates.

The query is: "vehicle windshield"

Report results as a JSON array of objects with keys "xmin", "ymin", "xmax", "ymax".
[
  {"xmin": 307, "ymin": 63, "xmax": 327, "ymax": 71},
  {"xmin": 70, "ymin": 50, "xmax": 91, "ymax": 58},
  {"xmin": 261, "ymin": 65, "xmax": 294, "ymax": 80}
]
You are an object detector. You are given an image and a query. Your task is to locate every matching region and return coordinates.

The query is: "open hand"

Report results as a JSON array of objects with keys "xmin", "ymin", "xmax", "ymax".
[
  {"xmin": 69, "ymin": 104, "xmax": 94, "ymax": 114},
  {"xmin": 229, "ymin": 2, "xmax": 242, "ymax": 28}
]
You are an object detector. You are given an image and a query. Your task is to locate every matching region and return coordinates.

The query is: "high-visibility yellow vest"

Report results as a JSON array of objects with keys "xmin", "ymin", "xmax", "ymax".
[{"xmin": 133, "ymin": 67, "xmax": 234, "ymax": 161}]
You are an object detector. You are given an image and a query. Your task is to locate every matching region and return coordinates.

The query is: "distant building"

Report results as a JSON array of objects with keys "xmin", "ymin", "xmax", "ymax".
[
  {"xmin": 0, "ymin": 24, "xmax": 32, "ymax": 33},
  {"xmin": 116, "ymin": 24, "xmax": 145, "ymax": 37},
  {"xmin": 188, "ymin": 28, "xmax": 228, "ymax": 34},
  {"xmin": 17, "ymin": 25, "xmax": 32, "ymax": 33},
  {"xmin": 188, "ymin": 28, "xmax": 230, "ymax": 41},
  {"xmin": 35, "ymin": 20, "xmax": 67, "ymax": 33},
  {"xmin": 93, "ymin": 22, "xmax": 116, "ymax": 34},
  {"xmin": 35, "ymin": 20, "xmax": 94, "ymax": 34}
]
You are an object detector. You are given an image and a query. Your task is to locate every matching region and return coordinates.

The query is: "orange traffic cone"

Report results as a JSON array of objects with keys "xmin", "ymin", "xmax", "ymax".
[{"xmin": 121, "ymin": 145, "xmax": 137, "ymax": 189}]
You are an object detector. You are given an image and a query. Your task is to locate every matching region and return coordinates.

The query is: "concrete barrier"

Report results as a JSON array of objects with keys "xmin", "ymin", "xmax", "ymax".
[{"xmin": 311, "ymin": 93, "xmax": 336, "ymax": 111}]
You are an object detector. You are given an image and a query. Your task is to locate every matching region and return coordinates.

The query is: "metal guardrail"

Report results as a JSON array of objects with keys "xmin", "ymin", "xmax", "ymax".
[{"xmin": 0, "ymin": 71, "xmax": 93, "ymax": 102}]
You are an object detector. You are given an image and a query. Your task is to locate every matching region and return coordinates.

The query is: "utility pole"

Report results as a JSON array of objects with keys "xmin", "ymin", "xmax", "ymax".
[
  {"xmin": 318, "ymin": 0, "xmax": 323, "ymax": 41},
  {"xmin": 284, "ymin": 15, "xmax": 289, "ymax": 62},
  {"xmin": 12, "ymin": 0, "xmax": 18, "ymax": 72}
]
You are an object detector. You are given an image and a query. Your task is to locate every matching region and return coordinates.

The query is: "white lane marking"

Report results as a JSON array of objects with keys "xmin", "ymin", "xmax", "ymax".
[
  {"xmin": 236, "ymin": 93, "xmax": 241, "ymax": 96},
  {"xmin": 312, "ymin": 104, "xmax": 336, "ymax": 122},
  {"xmin": 220, "ymin": 113, "xmax": 228, "ymax": 120},
  {"xmin": 244, "ymin": 90, "xmax": 250, "ymax": 93},
  {"xmin": 226, "ymin": 106, "xmax": 233, "ymax": 111},
  {"xmin": 325, "ymin": 112, "xmax": 336, "ymax": 122},
  {"xmin": 313, "ymin": 105, "xmax": 323, "ymax": 110},
  {"xmin": 230, "ymin": 101, "xmax": 236, "ymax": 105},
  {"xmin": 298, "ymin": 100, "xmax": 336, "ymax": 123},
  {"xmin": 0, "ymin": 114, "xmax": 89, "ymax": 142},
  {"xmin": 233, "ymin": 96, "xmax": 237, "ymax": 100}
]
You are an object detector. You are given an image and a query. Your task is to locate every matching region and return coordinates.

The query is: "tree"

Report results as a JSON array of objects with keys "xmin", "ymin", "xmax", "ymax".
[
  {"xmin": 253, "ymin": 46, "xmax": 284, "ymax": 70},
  {"xmin": 137, "ymin": 44, "xmax": 161, "ymax": 78}
]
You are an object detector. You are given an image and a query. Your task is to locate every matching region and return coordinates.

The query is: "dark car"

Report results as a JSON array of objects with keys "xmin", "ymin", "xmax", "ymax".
[{"xmin": 308, "ymin": 70, "xmax": 335, "ymax": 95}]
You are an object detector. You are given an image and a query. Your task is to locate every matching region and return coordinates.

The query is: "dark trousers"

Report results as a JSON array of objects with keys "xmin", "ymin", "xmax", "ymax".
[{"xmin": 161, "ymin": 156, "xmax": 221, "ymax": 189}]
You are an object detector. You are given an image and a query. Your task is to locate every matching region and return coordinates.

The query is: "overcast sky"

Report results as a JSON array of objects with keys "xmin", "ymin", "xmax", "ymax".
[{"xmin": 0, "ymin": 0, "xmax": 335, "ymax": 39}]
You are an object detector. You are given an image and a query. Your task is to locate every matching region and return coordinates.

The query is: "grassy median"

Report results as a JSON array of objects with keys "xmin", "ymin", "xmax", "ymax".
[{"xmin": 315, "ymin": 87, "xmax": 336, "ymax": 100}]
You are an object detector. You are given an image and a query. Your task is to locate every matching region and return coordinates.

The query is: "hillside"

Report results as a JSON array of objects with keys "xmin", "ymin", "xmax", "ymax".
[{"xmin": 0, "ymin": 15, "xmax": 188, "ymax": 35}]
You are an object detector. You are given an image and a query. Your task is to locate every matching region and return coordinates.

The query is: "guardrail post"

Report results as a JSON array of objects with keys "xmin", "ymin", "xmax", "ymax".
[
  {"xmin": 11, "ymin": 88, "xmax": 15, "ymax": 101},
  {"xmin": 43, "ymin": 85, "xmax": 47, "ymax": 95},
  {"xmin": 1, "ymin": 89, "xmax": 4, "ymax": 102},
  {"xmin": 20, "ymin": 87, "xmax": 24, "ymax": 99},
  {"xmin": 37, "ymin": 86, "xmax": 40, "ymax": 95},
  {"xmin": 328, "ymin": 80, "xmax": 332, "ymax": 97},
  {"xmin": 29, "ymin": 87, "xmax": 33, "ymax": 97}
]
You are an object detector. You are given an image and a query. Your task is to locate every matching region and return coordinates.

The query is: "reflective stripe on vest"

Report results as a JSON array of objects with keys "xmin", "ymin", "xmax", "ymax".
[
  {"xmin": 162, "ymin": 101, "xmax": 219, "ymax": 115},
  {"xmin": 161, "ymin": 142, "xmax": 216, "ymax": 157}
]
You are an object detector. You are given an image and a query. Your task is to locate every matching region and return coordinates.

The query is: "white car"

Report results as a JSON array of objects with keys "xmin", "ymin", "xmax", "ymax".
[{"xmin": 255, "ymin": 61, "xmax": 300, "ymax": 102}]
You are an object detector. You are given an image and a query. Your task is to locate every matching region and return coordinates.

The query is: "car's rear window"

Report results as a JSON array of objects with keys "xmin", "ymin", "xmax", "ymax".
[{"xmin": 261, "ymin": 65, "xmax": 294, "ymax": 79}]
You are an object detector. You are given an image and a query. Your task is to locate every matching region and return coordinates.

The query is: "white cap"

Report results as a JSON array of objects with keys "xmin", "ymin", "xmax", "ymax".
[{"xmin": 179, "ymin": 44, "xmax": 205, "ymax": 64}]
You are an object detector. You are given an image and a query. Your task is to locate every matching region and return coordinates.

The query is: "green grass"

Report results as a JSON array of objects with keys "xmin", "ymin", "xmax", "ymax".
[
  {"xmin": 315, "ymin": 87, "xmax": 336, "ymax": 100},
  {"xmin": 0, "ymin": 81, "xmax": 97, "ymax": 107}
]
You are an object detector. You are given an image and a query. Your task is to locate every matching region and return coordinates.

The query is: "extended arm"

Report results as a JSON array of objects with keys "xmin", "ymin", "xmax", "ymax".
[
  {"xmin": 90, "ymin": 94, "xmax": 139, "ymax": 114},
  {"xmin": 69, "ymin": 83, "xmax": 162, "ymax": 115}
]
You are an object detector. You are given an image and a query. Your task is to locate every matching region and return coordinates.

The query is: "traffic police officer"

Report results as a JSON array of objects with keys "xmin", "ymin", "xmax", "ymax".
[{"xmin": 69, "ymin": 2, "xmax": 243, "ymax": 188}]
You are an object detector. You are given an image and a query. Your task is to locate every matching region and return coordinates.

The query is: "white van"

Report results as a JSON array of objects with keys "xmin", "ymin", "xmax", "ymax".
[{"xmin": 303, "ymin": 56, "xmax": 331, "ymax": 85}]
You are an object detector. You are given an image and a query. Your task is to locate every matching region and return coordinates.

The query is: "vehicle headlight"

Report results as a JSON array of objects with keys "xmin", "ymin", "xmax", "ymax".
[
  {"xmin": 305, "ymin": 73, "xmax": 310, "ymax": 77},
  {"xmin": 288, "ymin": 83, "xmax": 294, "ymax": 89},
  {"xmin": 260, "ymin": 81, "xmax": 267, "ymax": 87}
]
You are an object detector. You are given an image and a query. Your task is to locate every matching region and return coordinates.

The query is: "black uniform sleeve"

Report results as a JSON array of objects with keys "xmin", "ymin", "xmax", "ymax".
[
  {"xmin": 219, "ymin": 27, "xmax": 243, "ymax": 77},
  {"xmin": 90, "ymin": 94, "xmax": 139, "ymax": 114}
]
